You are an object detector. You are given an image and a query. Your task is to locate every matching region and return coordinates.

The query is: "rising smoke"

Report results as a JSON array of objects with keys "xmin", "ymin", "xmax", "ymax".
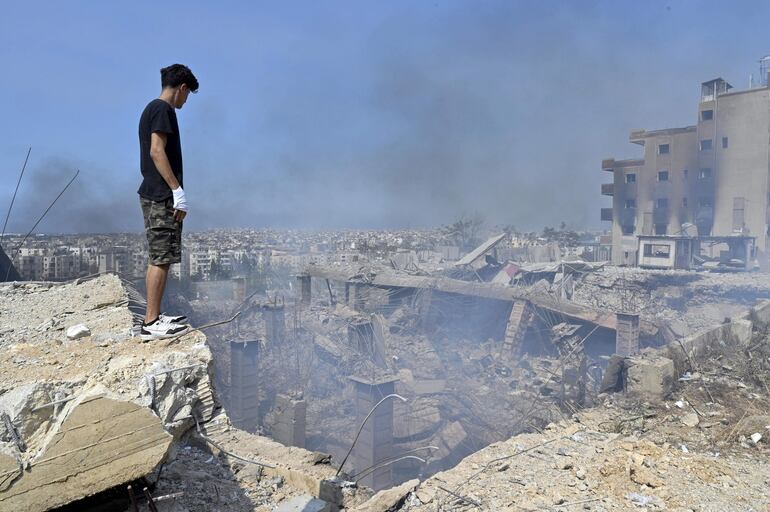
[{"xmin": 1, "ymin": 1, "xmax": 751, "ymax": 233}]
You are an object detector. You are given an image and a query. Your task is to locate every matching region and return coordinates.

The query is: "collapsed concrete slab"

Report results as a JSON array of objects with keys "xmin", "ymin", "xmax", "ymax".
[{"xmin": 0, "ymin": 394, "xmax": 172, "ymax": 511}]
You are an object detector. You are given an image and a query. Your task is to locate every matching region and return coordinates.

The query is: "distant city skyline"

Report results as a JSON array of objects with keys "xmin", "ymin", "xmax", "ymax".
[{"xmin": 2, "ymin": 1, "xmax": 770, "ymax": 233}]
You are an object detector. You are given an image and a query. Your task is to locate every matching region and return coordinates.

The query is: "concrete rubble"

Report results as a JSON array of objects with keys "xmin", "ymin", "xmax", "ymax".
[
  {"xmin": 0, "ymin": 275, "xmax": 368, "ymax": 511},
  {"xmin": 5, "ymin": 233, "xmax": 770, "ymax": 510}
]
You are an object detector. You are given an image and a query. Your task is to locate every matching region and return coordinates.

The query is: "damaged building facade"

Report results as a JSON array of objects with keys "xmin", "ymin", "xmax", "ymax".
[{"xmin": 602, "ymin": 61, "xmax": 770, "ymax": 269}]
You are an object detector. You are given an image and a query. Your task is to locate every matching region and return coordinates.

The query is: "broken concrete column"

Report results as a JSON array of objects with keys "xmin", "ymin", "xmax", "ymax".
[
  {"xmin": 416, "ymin": 288, "xmax": 434, "ymax": 330},
  {"xmin": 229, "ymin": 340, "xmax": 260, "ymax": 432},
  {"xmin": 263, "ymin": 304, "xmax": 286, "ymax": 345},
  {"xmin": 349, "ymin": 376, "xmax": 398, "ymax": 491},
  {"xmin": 348, "ymin": 318, "xmax": 375, "ymax": 354},
  {"xmin": 615, "ymin": 312, "xmax": 640, "ymax": 356},
  {"xmin": 348, "ymin": 283, "xmax": 368, "ymax": 311},
  {"xmin": 233, "ymin": 277, "xmax": 246, "ymax": 302},
  {"xmin": 272, "ymin": 394, "xmax": 307, "ymax": 448},
  {"xmin": 298, "ymin": 275, "xmax": 312, "ymax": 306},
  {"xmin": 347, "ymin": 316, "xmax": 387, "ymax": 367},
  {"xmin": 503, "ymin": 300, "xmax": 533, "ymax": 356}
]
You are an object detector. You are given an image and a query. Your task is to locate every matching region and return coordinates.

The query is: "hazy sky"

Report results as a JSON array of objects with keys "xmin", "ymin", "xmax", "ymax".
[{"xmin": 2, "ymin": 0, "xmax": 770, "ymax": 233}]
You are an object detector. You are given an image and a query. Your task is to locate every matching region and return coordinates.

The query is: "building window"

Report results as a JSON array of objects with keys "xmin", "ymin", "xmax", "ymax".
[
  {"xmin": 643, "ymin": 243, "xmax": 671, "ymax": 258},
  {"xmin": 625, "ymin": 173, "xmax": 636, "ymax": 183},
  {"xmin": 682, "ymin": 197, "xmax": 688, "ymax": 208},
  {"xmin": 699, "ymin": 197, "xmax": 713, "ymax": 208},
  {"xmin": 656, "ymin": 198, "xmax": 669, "ymax": 209},
  {"xmin": 701, "ymin": 109, "xmax": 713, "ymax": 121},
  {"xmin": 622, "ymin": 225, "xmax": 634, "ymax": 235},
  {"xmin": 722, "ymin": 136, "xmax": 728, "ymax": 148},
  {"xmin": 683, "ymin": 169, "xmax": 688, "ymax": 179},
  {"xmin": 658, "ymin": 144, "xmax": 670, "ymax": 154},
  {"xmin": 625, "ymin": 199, "xmax": 636, "ymax": 209},
  {"xmin": 699, "ymin": 168, "xmax": 712, "ymax": 179},
  {"xmin": 657, "ymin": 170, "xmax": 669, "ymax": 181},
  {"xmin": 654, "ymin": 224, "xmax": 667, "ymax": 235},
  {"xmin": 700, "ymin": 139, "xmax": 713, "ymax": 151}
]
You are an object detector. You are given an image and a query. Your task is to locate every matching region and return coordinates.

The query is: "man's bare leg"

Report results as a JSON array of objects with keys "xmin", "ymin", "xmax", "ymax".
[{"xmin": 145, "ymin": 263, "xmax": 170, "ymax": 323}]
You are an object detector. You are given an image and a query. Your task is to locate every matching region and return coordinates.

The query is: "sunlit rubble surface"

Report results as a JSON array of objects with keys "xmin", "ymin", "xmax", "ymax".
[{"xmin": 0, "ymin": 275, "xmax": 368, "ymax": 511}]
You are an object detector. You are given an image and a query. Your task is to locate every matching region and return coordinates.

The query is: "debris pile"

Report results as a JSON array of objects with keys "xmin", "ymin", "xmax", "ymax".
[
  {"xmin": 0, "ymin": 275, "xmax": 363, "ymax": 511},
  {"xmin": 395, "ymin": 327, "xmax": 770, "ymax": 510}
]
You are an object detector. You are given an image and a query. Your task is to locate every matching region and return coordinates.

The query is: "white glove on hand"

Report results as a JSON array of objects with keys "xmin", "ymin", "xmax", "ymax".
[{"xmin": 172, "ymin": 187, "xmax": 188, "ymax": 212}]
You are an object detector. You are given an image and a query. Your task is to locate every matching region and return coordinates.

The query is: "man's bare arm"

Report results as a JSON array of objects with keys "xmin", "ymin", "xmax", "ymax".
[
  {"xmin": 149, "ymin": 132, "xmax": 180, "ymax": 190},
  {"xmin": 150, "ymin": 132, "xmax": 186, "ymax": 221}
]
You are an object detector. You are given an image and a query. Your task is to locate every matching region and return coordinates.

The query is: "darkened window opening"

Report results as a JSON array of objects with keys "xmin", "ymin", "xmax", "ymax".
[
  {"xmin": 722, "ymin": 137, "xmax": 728, "ymax": 148},
  {"xmin": 625, "ymin": 173, "xmax": 636, "ymax": 183},
  {"xmin": 658, "ymin": 144, "xmax": 670, "ymax": 154},
  {"xmin": 701, "ymin": 109, "xmax": 713, "ymax": 121},
  {"xmin": 656, "ymin": 198, "xmax": 669, "ymax": 208},
  {"xmin": 700, "ymin": 139, "xmax": 713, "ymax": 151},
  {"xmin": 643, "ymin": 243, "xmax": 671, "ymax": 258},
  {"xmin": 657, "ymin": 170, "xmax": 669, "ymax": 181},
  {"xmin": 699, "ymin": 168, "xmax": 712, "ymax": 179}
]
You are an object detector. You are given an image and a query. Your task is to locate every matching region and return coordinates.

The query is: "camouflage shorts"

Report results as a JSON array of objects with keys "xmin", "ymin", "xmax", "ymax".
[{"xmin": 140, "ymin": 197, "xmax": 182, "ymax": 265}]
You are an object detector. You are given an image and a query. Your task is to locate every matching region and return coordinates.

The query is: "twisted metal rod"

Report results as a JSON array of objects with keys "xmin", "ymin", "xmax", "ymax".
[{"xmin": 335, "ymin": 393, "xmax": 407, "ymax": 477}]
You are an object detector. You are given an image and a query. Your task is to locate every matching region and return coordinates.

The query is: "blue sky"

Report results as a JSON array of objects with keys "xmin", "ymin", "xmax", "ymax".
[{"xmin": 2, "ymin": 0, "xmax": 770, "ymax": 233}]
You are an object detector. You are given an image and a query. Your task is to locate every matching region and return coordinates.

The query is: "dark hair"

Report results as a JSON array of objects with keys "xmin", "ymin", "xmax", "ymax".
[{"xmin": 160, "ymin": 64, "xmax": 199, "ymax": 93}]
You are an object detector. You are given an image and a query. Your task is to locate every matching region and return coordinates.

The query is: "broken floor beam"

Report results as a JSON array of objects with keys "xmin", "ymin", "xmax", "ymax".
[{"xmin": 304, "ymin": 266, "xmax": 657, "ymax": 335}]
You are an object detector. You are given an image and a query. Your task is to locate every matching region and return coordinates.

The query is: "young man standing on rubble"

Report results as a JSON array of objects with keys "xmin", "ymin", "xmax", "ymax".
[{"xmin": 137, "ymin": 64, "xmax": 198, "ymax": 341}]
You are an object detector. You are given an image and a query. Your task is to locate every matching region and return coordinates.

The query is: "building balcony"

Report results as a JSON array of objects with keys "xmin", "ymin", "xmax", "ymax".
[
  {"xmin": 601, "ymin": 208, "xmax": 613, "ymax": 222},
  {"xmin": 601, "ymin": 183, "xmax": 614, "ymax": 196},
  {"xmin": 602, "ymin": 158, "xmax": 644, "ymax": 172}
]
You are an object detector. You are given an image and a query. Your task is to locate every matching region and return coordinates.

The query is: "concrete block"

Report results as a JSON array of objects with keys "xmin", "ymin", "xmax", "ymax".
[
  {"xmin": 729, "ymin": 318, "xmax": 753, "ymax": 345},
  {"xmin": 275, "ymin": 494, "xmax": 331, "ymax": 512},
  {"xmin": 625, "ymin": 355, "xmax": 675, "ymax": 401},
  {"xmin": 354, "ymin": 478, "xmax": 419, "ymax": 512}
]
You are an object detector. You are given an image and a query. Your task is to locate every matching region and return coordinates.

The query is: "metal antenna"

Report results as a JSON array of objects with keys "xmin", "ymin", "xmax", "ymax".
[
  {"xmin": 6, "ymin": 169, "xmax": 79, "ymax": 281},
  {"xmin": 1, "ymin": 147, "xmax": 31, "ymax": 244}
]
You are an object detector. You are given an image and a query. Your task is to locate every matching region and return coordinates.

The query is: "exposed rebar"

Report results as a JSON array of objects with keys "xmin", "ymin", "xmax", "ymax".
[
  {"xmin": 1, "ymin": 146, "xmax": 31, "ymax": 244},
  {"xmin": 349, "ymin": 446, "xmax": 438, "ymax": 480},
  {"xmin": 6, "ymin": 168, "xmax": 79, "ymax": 281},
  {"xmin": 335, "ymin": 393, "xmax": 407, "ymax": 477},
  {"xmin": 353, "ymin": 455, "xmax": 426, "ymax": 483}
]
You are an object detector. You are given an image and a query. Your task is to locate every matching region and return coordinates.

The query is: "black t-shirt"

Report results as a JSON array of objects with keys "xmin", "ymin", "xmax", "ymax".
[{"xmin": 137, "ymin": 99, "xmax": 183, "ymax": 201}]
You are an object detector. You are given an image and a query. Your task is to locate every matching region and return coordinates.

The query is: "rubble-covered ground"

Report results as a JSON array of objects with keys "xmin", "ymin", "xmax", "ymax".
[
  {"xmin": 0, "ymin": 275, "xmax": 367, "ymax": 512},
  {"xmin": 572, "ymin": 267, "xmax": 770, "ymax": 338},
  {"xmin": 199, "ymin": 293, "xmax": 591, "ymax": 488},
  {"xmin": 397, "ymin": 327, "xmax": 770, "ymax": 512}
]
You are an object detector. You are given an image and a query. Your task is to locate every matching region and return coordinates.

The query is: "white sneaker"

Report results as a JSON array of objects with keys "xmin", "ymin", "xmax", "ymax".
[
  {"xmin": 140, "ymin": 317, "xmax": 189, "ymax": 341},
  {"xmin": 160, "ymin": 312, "xmax": 189, "ymax": 325}
]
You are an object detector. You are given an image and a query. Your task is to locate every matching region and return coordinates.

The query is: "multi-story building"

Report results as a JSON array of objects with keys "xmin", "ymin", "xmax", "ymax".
[
  {"xmin": 14, "ymin": 254, "xmax": 44, "ymax": 280},
  {"xmin": 98, "ymin": 248, "xmax": 131, "ymax": 276},
  {"xmin": 602, "ymin": 70, "xmax": 770, "ymax": 267},
  {"xmin": 190, "ymin": 248, "xmax": 215, "ymax": 279}
]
